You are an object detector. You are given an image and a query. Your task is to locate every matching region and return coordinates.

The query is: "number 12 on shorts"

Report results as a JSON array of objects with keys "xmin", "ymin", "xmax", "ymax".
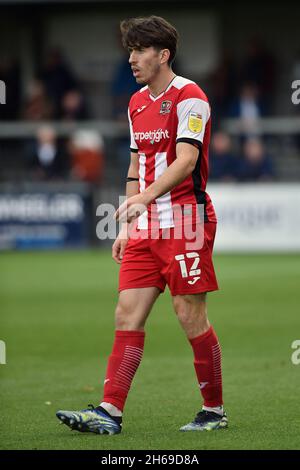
[{"xmin": 175, "ymin": 252, "xmax": 201, "ymax": 284}]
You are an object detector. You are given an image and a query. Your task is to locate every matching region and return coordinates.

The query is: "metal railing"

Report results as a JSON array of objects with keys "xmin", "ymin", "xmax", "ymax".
[
  {"xmin": 0, "ymin": 120, "xmax": 129, "ymax": 139},
  {"xmin": 222, "ymin": 117, "xmax": 300, "ymax": 135},
  {"xmin": 0, "ymin": 116, "xmax": 299, "ymax": 140}
]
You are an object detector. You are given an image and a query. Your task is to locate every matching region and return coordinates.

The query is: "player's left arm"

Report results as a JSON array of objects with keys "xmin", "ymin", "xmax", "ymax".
[
  {"xmin": 114, "ymin": 142, "xmax": 198, "ymax": 223},
  {"xmin": 144, "ymin": 141, "xmax": 199, "ymax": 200}
]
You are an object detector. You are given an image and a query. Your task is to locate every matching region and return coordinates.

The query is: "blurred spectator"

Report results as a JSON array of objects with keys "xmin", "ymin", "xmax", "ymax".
[
  {"xmin": 22, "ymin": 80, "xmax": 54, "ymax": 121},
  {"xmin": 111, "ymin": 56, "xmax": 140, "ymax": 121},
  {"xmin": 0, "ymin": 57, "xmax": 21, "ymax": 120},
  {"xmin": 69, "ymin": 130, "xmax": 104, "ymax": 184},
  {"xmin": 209, "ymin": 50, "xmax": 237, "ymax": 127},
  {"xmin": 27, "ymin": 125, "xmax": 70, "ymax": 180},
  {"xmin": 61, "ymin": 89, "xmax": 88, "ymax": 121},
  {"xmin": 40, "ymin": 47, "xmax": 78, "ymax": 118},
  {"xmin": 111, "ymin": 43, "xmax": 140, "ymax": 177},
  {"xmin": 209, "ymin": 131, "xmax": 238, "ymax": 181},
  {"xmin": 111, "ymin": 30, "xmax": 141, "ymax": 122},
  {"xmin": 228, "ymin": 82, "xmax": 266, "ymax": 138},
  {"xmin": 237, "ymin": 137, "xmax": 275, "ymax": 182},
  {"xmin": 228, "ymin": 82, "xmax": 266, "ymax": 119},
  {"xmin": 240, "ymin": 38, "xmax": 276, "ymax": 113}
]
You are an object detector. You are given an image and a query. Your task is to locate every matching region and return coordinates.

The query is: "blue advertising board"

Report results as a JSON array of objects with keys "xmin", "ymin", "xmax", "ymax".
[{"xmin": 0, "ymin": 184, "xmax": 92, "ymax": 250}]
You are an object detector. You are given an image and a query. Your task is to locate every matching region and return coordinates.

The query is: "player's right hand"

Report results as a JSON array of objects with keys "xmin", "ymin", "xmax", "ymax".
[{"xmin": 112, "ymin": 234, "xmax": 128, "ymax": 264}]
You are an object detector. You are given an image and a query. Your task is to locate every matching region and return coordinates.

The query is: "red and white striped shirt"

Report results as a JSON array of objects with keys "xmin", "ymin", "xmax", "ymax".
[{"xmin": 128, "ymin": 75, "xmax": 216, "ymax": 229}]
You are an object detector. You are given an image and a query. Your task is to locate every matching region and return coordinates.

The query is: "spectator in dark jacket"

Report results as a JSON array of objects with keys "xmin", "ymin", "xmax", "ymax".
[
  {"xmin": 27, "ymin": 125, "xmax": 70, "ymax": 180},
  {"xmin": 210, "ymin": 131, "xmax": 238, "ymax": 181},
  {"xmin": 237, "ymin": 137, "xmax": 274, "ymax": 182},
  {"xmin": 40, "ymin": 48, "xmax": 78, "ymax": 118}
]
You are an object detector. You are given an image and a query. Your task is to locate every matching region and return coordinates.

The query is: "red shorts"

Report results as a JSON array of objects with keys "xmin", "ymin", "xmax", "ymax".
[{"xmin": 119, "ymin": 222, "xmax": 218, "ymax": 296}]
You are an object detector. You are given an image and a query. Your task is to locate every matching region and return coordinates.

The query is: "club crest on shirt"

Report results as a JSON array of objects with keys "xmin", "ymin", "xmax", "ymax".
[
  {"xmin": 160, "ymin": 100, "xmax": 172, "ymax": 114},
  {"xmin": 188, "ymin": 112, "xmax": 202, "ymax": 133}
]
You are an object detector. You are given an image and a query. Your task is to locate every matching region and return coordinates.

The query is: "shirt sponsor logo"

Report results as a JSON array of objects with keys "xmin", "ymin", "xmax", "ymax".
[
  {"xmin": 188, "ymin": 112, "xmax": 202, "ymax": 133},
  {"xmin": 160, "ymin": 100, "xmax": 172, "ymax": 114},
  {"xmin": 134, "ymin": 128, "xmax": 170, "ymax": 144}
]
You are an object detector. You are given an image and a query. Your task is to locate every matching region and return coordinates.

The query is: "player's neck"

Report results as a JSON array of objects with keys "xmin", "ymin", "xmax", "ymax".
[{"xmin": 148, "ymin": 69, "xmax": 176, "ymax": 99}]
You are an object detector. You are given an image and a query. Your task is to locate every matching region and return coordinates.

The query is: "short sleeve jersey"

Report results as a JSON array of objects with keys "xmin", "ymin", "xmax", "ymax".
[{"xmin": 128, "ymin": 75, "xmax": 217, "ymax": 229}]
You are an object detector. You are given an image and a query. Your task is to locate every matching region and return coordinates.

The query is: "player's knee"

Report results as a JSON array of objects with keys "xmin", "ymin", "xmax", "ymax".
[
  {"xmin": 115, "ymin": 302, "xmax": 130, "ymax": 328},
  {"xmin": 115, "ymin": 301, "xmax": 144, "ymax": 330},
  {"xmin": 173, "ymin": 295, "xmax": 188, "ymax": 314},
  {"xmin": 173, "ymin": 296, "xmax": 193, "ymax": 324},
  {"xmin": 173, "ymin": 295, "xmax": 207, "ymax": 326}
]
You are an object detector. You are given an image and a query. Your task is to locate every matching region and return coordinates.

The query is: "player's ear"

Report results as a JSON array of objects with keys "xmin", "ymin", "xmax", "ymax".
[{"xmin": 160, "ymin": 49, "xmax": 170, "ymax": 65}]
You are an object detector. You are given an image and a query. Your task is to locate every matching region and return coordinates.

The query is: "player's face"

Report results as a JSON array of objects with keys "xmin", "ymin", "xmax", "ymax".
[{"xmin": 129, "ymin": 46, "xmax": 162, "ymax": 85}]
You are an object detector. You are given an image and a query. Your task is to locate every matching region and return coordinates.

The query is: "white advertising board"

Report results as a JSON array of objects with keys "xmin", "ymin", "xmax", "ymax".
[{"xmin": 207, "ymin": 184, "xmax": 300, "ymax": 252}]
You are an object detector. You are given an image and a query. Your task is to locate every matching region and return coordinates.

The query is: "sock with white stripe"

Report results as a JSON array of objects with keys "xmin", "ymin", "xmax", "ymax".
[
  {"xmin": 188, "ymin": 325, "xmax": 223, "ymax": 408},
  {"xmin": 101, "ymin": 330, "xmax": 145, "ymax": 412}
]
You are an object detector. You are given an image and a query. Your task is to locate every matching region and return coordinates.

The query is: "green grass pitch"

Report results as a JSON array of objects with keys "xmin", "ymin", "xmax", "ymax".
[{"xmin": 1, "ymin": 250, "xmax": 300, "ymax": 450}]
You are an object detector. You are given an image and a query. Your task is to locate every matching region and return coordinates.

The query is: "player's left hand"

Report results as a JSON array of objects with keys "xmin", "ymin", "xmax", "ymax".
[{"xmin": 114, "ymin": 193, "xmax": 150, "ymax": 223}]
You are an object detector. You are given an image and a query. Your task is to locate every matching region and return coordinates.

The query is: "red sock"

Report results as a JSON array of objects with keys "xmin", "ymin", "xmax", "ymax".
[
  {"xmin": 189, "ymin": 325, "xmax": 223, "ymax": 407},
  {"xmin": 102, "ymin": 330, "xmax": 145, "ymax": 411}
]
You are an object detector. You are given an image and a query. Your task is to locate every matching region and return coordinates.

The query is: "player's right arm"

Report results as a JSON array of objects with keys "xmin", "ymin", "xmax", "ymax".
[{"xmin": 112, "ymin": 151, "xmax": 139, "ymax": 264}]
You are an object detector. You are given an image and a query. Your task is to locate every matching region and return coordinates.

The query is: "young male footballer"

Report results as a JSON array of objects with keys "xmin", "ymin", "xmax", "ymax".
[{"xmin": 57, "ymin": 15, "xmax": 227, "ymax": 435}]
